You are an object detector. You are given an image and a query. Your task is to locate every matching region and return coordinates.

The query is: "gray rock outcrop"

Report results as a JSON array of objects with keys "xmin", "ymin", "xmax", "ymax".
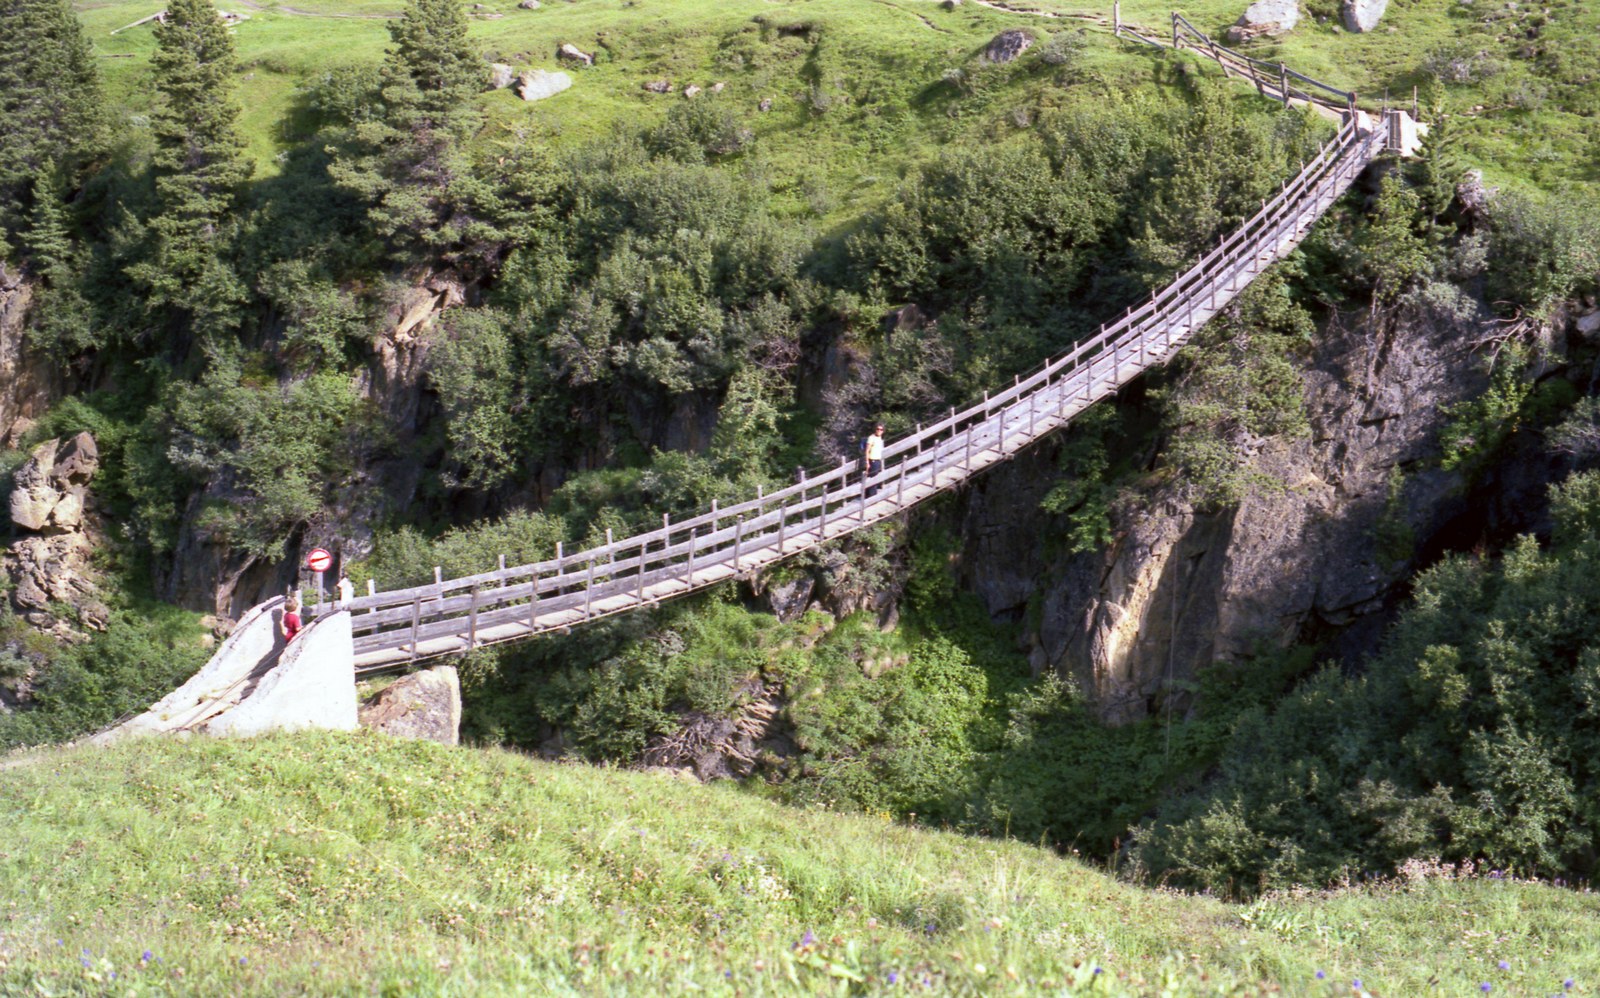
[
  {"xmin": 518, "ymin": 0, "xmax": 539, "ymax": 7},
  {"xmin": 517, "ymin": 69, "xmax": 572, "ymax": 101},
  {"xmin": 1341, "ymin": 0, "xmax": 1388, "ymax": 32},
  {"xmin": 958, "ymin": 297, "xmax": 1500, "ymax": 723},
  {"xmin": 1226, "ymin": 0, "xmax": 1299, "ymax": 42},
  {"xmin": 4, "ymin": 433, "xmax": 109, "ymax": 637},
  {"xmin": 983, "ymin": 28, "xmax": 1034, "ymax": 63},
  {"xmin": 490, "ymin": 63, "xmax": 516, "ymax": 89},
  {"xmin": 359, "ymin": 665, "xmax": 462, "ymax": 745},
  {"xmin": 643, "ymin": 79, "xmax": 673, "ymax": 93}
]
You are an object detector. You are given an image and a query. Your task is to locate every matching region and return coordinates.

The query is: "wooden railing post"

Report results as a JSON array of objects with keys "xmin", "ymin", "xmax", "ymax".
[
  {"xmin": 637, "ymin": 538, "xmax": 648, "ymax": 602},
  {"xmin": 410, "ymin": 596, "xmax": 421, "ymax": 660},
  {"xmin": 777, "ymin": 503, "xmax": 787, "ymax": 552},
  {"xmin": 529, "ymin": 567, "xmax": 539, "ymax": 633},
  {"xmin": 733, "ymin": 514, "xmax": 744, "ymax": 569},
  {"xmin": 468, "ymin": 584, "xmax": 479, "ymax": 649}
]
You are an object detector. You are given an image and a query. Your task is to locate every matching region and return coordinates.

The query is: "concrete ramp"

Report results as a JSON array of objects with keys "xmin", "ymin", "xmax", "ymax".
[
  {"xmin": 93, "ymin": 602, "xmax": 357, "ymax": 742},
  {"xmin": 202, "ymin": 612, "xmax": 356, "ymax": 737},
  {"xmin": 93, "ymin": 598, "xmax": 286, "ymax": 742}
]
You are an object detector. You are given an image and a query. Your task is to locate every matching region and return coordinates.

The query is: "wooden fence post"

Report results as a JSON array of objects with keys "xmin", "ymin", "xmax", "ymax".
[
  {"xmin": 529, "ymin": 568, "xmax": 539, "ymax": 633},
  {"xmin": 410, "ymin": 597, "xmax": 421, "ymax": 660},
  {"xmin": 777, "ymin": 503, "xmax": 787, "ymax": 552},
  {"xmin": 1114, "ymin": 0, "xmax": 1121, "ymax": 37},
  {"xmin": 585, "ymin": 556, "xmax": 595, "ymax": 616},
  {"xmin": 733, "ymin": 515, "xmax": 744, "ymax": 569},
  {"xmin": 468, "ymin": 584, "xmax": 479, "ymax": 649}
]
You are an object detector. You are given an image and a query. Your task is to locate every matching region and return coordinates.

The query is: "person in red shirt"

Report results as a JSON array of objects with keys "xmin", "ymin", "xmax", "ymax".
[{"xmin": 281, "ymin": 597, "xmax": 303, "ymax": 643}]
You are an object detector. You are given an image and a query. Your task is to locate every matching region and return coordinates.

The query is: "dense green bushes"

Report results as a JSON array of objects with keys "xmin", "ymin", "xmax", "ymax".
[{"xmin": 1136, "ymin": 471, "xmax": 1600, "ymax": 895}]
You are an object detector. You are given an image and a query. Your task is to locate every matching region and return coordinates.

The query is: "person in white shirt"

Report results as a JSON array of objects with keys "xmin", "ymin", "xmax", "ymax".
[{"xmin": 863, "ymin": 422, "xmax": 885, "ymax": 497}]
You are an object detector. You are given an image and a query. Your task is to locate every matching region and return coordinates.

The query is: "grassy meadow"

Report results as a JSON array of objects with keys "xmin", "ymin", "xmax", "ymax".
[
  {"xmin": 71, "ymin": 0, "xmax": 1600, "ymax": 199},
  {"xmin": 2, "ymin": 733, "xmax": 1598, "ymax": 995}
]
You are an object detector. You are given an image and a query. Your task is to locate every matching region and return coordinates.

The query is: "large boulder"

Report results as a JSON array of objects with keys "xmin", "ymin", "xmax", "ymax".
[
  {"xmin": 489, "ymin": 62, "xmax": 516, "ymax": 89},
  {"xmin": 517, "ymin": 69, "xmax": 572, "ymax": 101},
  {"xmin": 1226, "ymin": 0, "xmax": 1299, "ymax": 42},
  {"xmin": 983, "ymin": 28, "xmax": 1034, "ymax": 63},
  {"xmin": 1341, "ymin": 0, "xmax": 1388, "ymax": 32},
  {"xmin": 4, "ymin": 432, "xmax": 107, "ymax": 637},
  {"xmin": 8, "ymin": 432, "xmax": 97, "ymax": 532},
  {"xmin": 359, "ymin": 665, "xmax": 462, "ymax": 745}
]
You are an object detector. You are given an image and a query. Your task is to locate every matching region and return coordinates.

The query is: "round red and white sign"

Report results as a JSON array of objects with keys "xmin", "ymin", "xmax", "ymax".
[{"xmin": 305, "ymin": 548, "xmax": 333, "ymax": 573}]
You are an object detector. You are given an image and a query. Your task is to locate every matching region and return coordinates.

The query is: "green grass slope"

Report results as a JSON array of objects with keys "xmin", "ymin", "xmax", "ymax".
[
  {"xmin": 3, "ymin": 733, "xmax": 1598, "ymax": 995},
  {"xmin": 73, "ymin": 0, "xmax": 1600, "ymax": 196}
]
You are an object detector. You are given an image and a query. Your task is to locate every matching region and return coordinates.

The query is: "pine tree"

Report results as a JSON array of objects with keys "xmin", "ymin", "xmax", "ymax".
[
  {"xmin": 327, "ymin": 0, "xmax": 488, "ymax": 261},
  {"xmin": 0, "ymin": 0, "xmax": 104, "ymax": 240},
  {"xmin": 1408, "ymin": 85, "xmax": 1463, "ymax": 225},
  {"xmin": 128, "ymin": 0, "xmax": 252, "ymax": 331},
  {"xmin": 23, "ymin": 165, "xmax": 97, "ymax": 355},
  {"xmin": 381, "ymin": 0, "xmax": 484, "ymax": 128}
]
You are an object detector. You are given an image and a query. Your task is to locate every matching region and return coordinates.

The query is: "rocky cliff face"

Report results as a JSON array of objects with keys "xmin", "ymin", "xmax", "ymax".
[
  {"xmin": 0, "ymin": 266, "xmax": 62, "ymax": 447},
  {"xmin": 956, "ymin": 301, "xmax": 1514, "ymax": 722},
  {"xmin": 4, "ymin": 432, "xmax": 109, "ymax": 639}
]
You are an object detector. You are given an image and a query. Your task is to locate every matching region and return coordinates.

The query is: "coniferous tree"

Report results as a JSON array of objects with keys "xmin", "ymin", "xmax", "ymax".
[
  {"xmin": 23, "ymin": 164, "xmax": 98, "ymax": 355},
  {"xmin": 0, "ymin": 0, "xmax": 103, "ymax": 245},
  {"xmin": 1408, "ymin": 86, "xmax": 1463, "ymax": 226},
  {"xmin": 327, "ymin": 0, "xmax": 490, "ymax": 262},
  {"xmin": 381, "ymin": 0, "xmax": 484, "ymax": 127},
  {"xmin": 127, "ymin": 0, "xmax": 252, "ymax": 335}
]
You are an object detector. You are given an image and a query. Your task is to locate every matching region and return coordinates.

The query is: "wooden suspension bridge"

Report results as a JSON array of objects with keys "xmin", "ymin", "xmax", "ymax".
[{"xmin": 304, "ymin": 15, "xmax": 1421, "ymax": 676}]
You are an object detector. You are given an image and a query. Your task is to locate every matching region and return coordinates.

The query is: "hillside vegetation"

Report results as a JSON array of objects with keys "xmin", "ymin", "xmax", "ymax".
[
  {"xmin": 2, "ymin": 733, "xmax": 1598, "ymax": 995},
  {"xmin": 5, "ymin": 0, "xmax": 1600, "ymax": 953}
]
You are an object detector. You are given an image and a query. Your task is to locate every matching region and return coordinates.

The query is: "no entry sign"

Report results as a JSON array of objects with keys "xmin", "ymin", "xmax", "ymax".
[{"xmin": 305, "ymin": 548, "xmax": 333, "ymax": 573}]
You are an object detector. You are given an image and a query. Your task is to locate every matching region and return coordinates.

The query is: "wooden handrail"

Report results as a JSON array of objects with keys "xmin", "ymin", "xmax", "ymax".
[{"xmin": 299, "ymin": 35, "xmax": 1400, "ymax": 671}]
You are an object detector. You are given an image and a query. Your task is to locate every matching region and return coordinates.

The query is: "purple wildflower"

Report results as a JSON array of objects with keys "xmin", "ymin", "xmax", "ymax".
[
  {"xmin": 239, "ymin": 957, "xmax": 248, "ymax": 966},
  {"xmin": 142, "ymin": 950, "xmax": 153, "ymax": 963},
  {"xmin": 1481, "ymin": 985, "xmax": 1492, "ymax": 993},
  {"xmin": 1500, "ymin": 961, "xmax": 1511, "ymax": 971},
  {"xmin": 1565, "ymin": 981, "xmax": 1575, "ymax": 991},
  {"xmin": 1093, "ymin": 967, "xmax": 1103, "ymax": 975},
  {"xmin": 1353, "ymin": 980, "xmax": 1362, "ymax": 991},
  {"xmin": 1316, "ymin": 971, "xmax": 1327, "ymax": 980},
  {"xmin": 888, "ymin": 971, "xmax": 899, "ymax": 984}
]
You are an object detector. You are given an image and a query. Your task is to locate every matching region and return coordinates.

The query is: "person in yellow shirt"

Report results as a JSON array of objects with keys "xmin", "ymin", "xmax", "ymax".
[{"xmin": 863, "ymin": 422, "xmax": 885, "ymax": 497}]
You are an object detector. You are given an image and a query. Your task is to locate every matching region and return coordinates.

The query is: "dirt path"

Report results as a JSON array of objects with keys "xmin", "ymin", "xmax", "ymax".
[{"xmin": 228, "ymin": 0, "xmax": 398, "ymax": 20}]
